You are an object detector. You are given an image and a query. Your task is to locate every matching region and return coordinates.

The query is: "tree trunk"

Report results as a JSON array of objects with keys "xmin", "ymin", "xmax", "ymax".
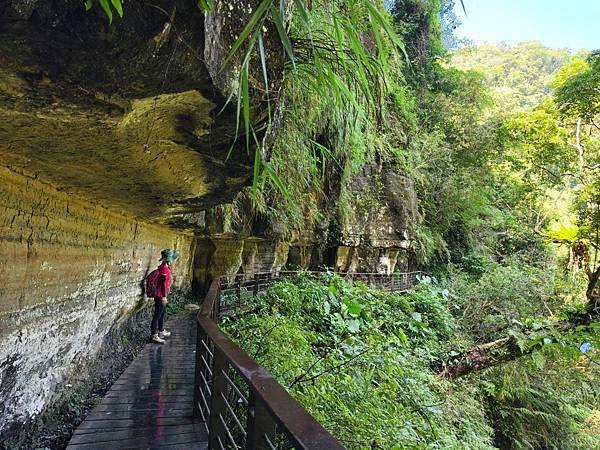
[{"xmin": 438, "ymin": 313, "xmax": 598, "ymax": 379}]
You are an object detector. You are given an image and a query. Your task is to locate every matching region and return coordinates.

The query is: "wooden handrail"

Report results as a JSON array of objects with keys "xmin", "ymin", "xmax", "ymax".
[{"xmin": 195, "ymin": 278, "xmax": 345, "ymax": 449}]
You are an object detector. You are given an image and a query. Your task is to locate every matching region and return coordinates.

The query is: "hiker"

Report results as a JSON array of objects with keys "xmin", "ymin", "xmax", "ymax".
[{"xmin": 148, "ymin": 249, "xmax": 179, "ymax": 344}]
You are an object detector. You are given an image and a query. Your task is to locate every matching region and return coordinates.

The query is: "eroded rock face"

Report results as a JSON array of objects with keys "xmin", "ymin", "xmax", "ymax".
[
  {"xmin": 189, "ymin": 160, "xmax": 422, "ymax": 291},
  {"xmin": 0, "ymin": 166, "xmax": 194, "ymax": 432},
  {"xmin": 0, "ymin": 0, "xmax": 279, "ymax": 226},
  {"xmin": 0, "ymin": 0, "xmax": 282, "ymax": 436},
  {"xmin": 336, "ymin": 164, "xmax": 420, "ymax": 273}
]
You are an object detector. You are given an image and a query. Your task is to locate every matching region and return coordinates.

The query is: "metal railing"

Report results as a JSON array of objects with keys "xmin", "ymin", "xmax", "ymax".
[
  {"xmin": 217, "ymin": 271, "xmax": 423, "ymax": 321},
  {"xmin": 194, "ymin": 271, "xmax": 422, "ymax": 449}
]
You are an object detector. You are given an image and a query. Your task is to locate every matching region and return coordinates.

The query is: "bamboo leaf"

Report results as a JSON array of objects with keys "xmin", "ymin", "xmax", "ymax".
[
  {"xmin": 197, "ymin": 0, "xmax": 214, "ymax": 12},
  {"xmin": 270, "ymin": 5, "xmax": 296, "ymax": 69},
  {"xmin": 252, "ymin": 136, "xmax": 262, "ymax": 197},
  {"xmin": 241, "ymin": 62, "xmax": 250, "ymax": 150},
  {"xmin": 110, "ymin": 0, "xmax": 123, "ymax": 18},
  {"xmin": 258, "ymin": 32, "xmax": 272, "ymax": 121},
  {"xmin": 367, "ymin": 3, "xmax": 388, "ymax": 62},
  {"xmin": 235, "ymin": 67, "xmax": 243, "ymax": 139},
  {"xmin": 221, "ymin": 0, "xmax": 272, "ymax": 71},
  {"xmin": 263, "ymin": 161, "xmax": 291, "ymax": 200},
  {"xmin": 84, "ymin": 0, "xmax": 92, "ymax": 12},
  {"xmin": 363, "ymin": 0, "xmax": 408, "ymax": 63},
  {"xmin": 258, "ymin": 33, "xmax": 270, "ymax": 93},
  {"xmin": 98, "ymin": 0, "xmax": 113, "ymax": 23}
]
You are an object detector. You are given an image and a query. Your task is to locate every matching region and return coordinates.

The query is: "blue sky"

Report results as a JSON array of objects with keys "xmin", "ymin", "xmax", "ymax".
[{"xmin": 452, "ymin": 0, "xmax": 600, "ymax": 50}]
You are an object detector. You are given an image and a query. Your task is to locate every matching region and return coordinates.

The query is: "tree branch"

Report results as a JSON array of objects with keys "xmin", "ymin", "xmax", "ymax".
[
  {"xmin": 288, "ymin": 349, "xmax": 369, "ymax": 389},
  {"xmin": 437, "ymin": 311, "xmax": 598, "ymax": 379}
]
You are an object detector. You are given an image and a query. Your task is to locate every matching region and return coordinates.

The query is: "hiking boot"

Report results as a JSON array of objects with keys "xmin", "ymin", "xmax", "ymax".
[
  {"xmin": 158, "ymin": 330, "xmax": 171, "ymax": 338},
  {"xmin": 151, "ymin": 333, "xmax": 165, "ymax": 344}
]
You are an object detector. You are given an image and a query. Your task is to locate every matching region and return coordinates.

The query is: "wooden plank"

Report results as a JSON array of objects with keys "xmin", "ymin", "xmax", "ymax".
[
  {"xmin": 103, "ymin": 388, "xmax": 193, "ymax": 398},
  {"xmin": 83, "ymin": 408, "xmax": 190, "ymax": 421},
  {"xmin": 89, "ymin": 403, "xmax": 191, "ymax": 413},
  {"xmin": 151, "ymin": 443, "xmax": 208, "ymax": 450},
  {"xmin": 66, "ymin": 430, "xmax": 207, "ymax": 449},
  {"xmin": 75, "ymin": 415, "xmax": 196, "ymax": 431},
  {"xmin": 113, "ymin": 373, "xmax": 194, "ymax": 386},
  {"xmin": 107, "ymin": 382, "xmax": 193, "ymax": 391},
  {"xmin": 98, "ymin": 394, "xmax": 191, "ymax": 405},
  {"xmin": 69, "ymin": 423, "xmax": 203, "ymax": 443}
]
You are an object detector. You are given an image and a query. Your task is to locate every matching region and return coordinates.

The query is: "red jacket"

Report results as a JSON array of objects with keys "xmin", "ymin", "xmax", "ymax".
[{"xmin": 155, "ymin": 262, "xmax": 173, "ymax": 298}]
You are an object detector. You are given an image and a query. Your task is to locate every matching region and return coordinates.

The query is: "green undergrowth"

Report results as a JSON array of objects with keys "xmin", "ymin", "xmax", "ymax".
[
  {"xmin": 444, "ymin": 263, "xmax": 600, "ymax": 450},
  {"xmin": 223, "ymin": 272, "xmax": 600, "ymax": 449},
  {"xmin": 223, "ymin": 272, "xmax": 495, "ymax": 448}
]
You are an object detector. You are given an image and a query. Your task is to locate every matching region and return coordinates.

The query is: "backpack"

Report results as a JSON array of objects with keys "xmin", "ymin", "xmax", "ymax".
[{"xmin": 145, "ymin": 269, "xmax": 161, "ymax": 297}]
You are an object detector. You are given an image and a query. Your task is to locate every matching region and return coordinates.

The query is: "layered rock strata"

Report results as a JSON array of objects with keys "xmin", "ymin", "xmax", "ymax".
[{"xmin": 0, "ymin": 166, "xmax": 194, "ymax": 432}]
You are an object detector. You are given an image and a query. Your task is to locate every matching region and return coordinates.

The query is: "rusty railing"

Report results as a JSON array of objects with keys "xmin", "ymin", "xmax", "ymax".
[{"xmin": 194, "ymin": 271, "xmax": 422, "ymax": 449}]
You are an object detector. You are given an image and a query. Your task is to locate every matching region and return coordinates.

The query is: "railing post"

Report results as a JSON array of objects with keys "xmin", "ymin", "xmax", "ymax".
[
  {"xmin": 208, "ymin": 348, "xmax": 229, "ymax": 449},
  {"xmin": 254, "ymin": 274, "xmax": 259, "ymax": 297},
  {"xmin": 246, "ymin": 391, "xmax": 277, "ymax": 450}
]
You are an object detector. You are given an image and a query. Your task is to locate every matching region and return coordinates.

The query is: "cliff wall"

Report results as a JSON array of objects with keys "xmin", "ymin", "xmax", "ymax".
[{"xmin": 0, "ymin": 166, "xmax": 194, "ymax": 431}]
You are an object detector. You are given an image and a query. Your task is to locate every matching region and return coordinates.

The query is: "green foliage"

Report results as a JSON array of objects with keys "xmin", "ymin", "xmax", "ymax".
[
  {"xmin": 224, "ymin": 271, "xmax": 598, "ymax": 448},
  {"xmin": 83, "ymin": 0, "xmax": 123, "ymax": 24},
  {"xmin": 224, "ymin": 0, "xmax": 424, "ymax": 231},
  {"xmin": 63, "ymin": 384, "xmax": 87, "ymax": 417},
  {"xmin": 555, "ymin": 52, "xmax": 600, "ymax": 121},
  {"xmin": 225, "ymin": 273, "xmax": 496, "ymax": 448},
  {"xmin": 391, "ymin": 0, "xmax": 445, "ymax": 85},
  {"xmin": 222, "ymin": 0, "xmax": 405, "ymax": 200},
  {"xmin": 480, "ymin": 347, "xmax": 600, "ymax": 450},
  {"xmin": 451, "ymin": 42, "xmax": 572, "ymax": 112},
  {"xmin": 165, "ymin": 290, "xmax": 196, "ymax": 315},
  {"xmin": 500, "ymin": 105, "xmax": 572, "ymax": 186},
  {"xmin": 445, "ymin": 262, "xmax": 557, "ymax": 342},
  {"xmin": 197, "ymin": 0, "xmax": 214, "ymax": 12}
]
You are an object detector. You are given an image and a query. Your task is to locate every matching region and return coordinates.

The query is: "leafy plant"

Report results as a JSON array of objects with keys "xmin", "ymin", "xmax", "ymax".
[
  {"xmin": 220, "ymin": 0, "xmax": 407, "ymax": 198},
  {"xmin": 83, "ymin": 0, "xmax": 123, "ymax": 23},
  {"xmin": 224, "ymin": 273, "xmax": 495, "ymax": 448}
]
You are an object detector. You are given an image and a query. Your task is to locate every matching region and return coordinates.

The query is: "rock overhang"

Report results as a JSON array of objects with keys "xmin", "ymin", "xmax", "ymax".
[{"xmin": 0, "ymin": 0, "xmax": 278, "ymax": 227}]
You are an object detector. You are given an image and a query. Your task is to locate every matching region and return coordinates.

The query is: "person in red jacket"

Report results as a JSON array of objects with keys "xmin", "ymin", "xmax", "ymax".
[{"xmin": 151, "ymin": 249, "xmax": 178, "ymax": 344}]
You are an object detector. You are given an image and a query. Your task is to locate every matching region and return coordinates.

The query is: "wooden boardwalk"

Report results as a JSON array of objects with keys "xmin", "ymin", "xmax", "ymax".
[{"xmin": 67, "ymin": 314, "xmax": 207, "ymax": 450}]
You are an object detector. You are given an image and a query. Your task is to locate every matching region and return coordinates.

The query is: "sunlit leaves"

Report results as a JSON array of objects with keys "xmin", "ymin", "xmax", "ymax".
[
  {"xmin": 197, "ymin": 0, "xmax": 215, "ymax": 12},
  {"xmin": 83, "ymin": 0, "xmax": 123, "ymax": 23},
  {"xmin": 554, "ymin": 53, "xmax": 600, "ymax": 122}
]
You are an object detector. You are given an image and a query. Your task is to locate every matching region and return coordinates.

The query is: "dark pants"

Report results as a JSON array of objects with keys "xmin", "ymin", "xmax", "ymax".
[{"xmin": 151, "ymin": 297, "xmax": 166, "ymax": 335}]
